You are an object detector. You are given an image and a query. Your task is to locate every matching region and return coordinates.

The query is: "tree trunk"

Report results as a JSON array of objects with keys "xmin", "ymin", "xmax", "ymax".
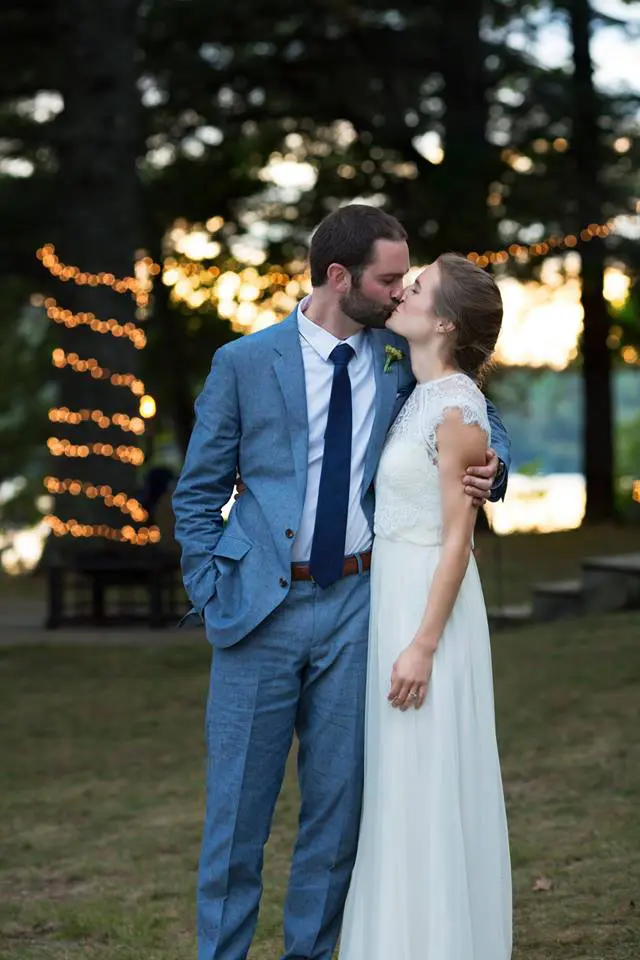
[
  {"xmin": 566, "ymin": 0, "xmax": 615, "ymax": 521},
  {"xmin": 148, "ymin": 239, "xmax": 195, "ymax": 458},
  {"xmin": 47, "ymin": 0, "xmax": 142, "ymax": 559},
  {"xmin": 437, "ymin": 0, "xmax": 495, "ymax": 254}
]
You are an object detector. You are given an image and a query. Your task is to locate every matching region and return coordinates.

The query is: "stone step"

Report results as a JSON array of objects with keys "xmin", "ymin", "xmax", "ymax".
[
  {"xmin": 488, "ymin": 603, "xmax": 533, "ymax": 630},
  {"xmin": 532, "ymin": 579, "xmax": 584, "ymax": 621},
  {"xmin": 581, "ymin": 552, "xmax": 640, "ymax": 614},
  {"xmin": 582, "ymin": 552, "xmax": 640, "ymax": 574},
  {"xmin": 534, "ymin": 578, "xmax": 584, "ymax": 595}
]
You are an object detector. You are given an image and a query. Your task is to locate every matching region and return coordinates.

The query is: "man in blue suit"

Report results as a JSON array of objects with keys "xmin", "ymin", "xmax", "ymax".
[{"xmin": 173, "ymin": 204, "xmax": 510, "ymax": 960}]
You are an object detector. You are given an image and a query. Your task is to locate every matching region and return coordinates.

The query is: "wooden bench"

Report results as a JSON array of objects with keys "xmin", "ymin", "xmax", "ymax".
[{"xmin": 45, "ymin": 550, "xmax": 186, "ymax": 629}]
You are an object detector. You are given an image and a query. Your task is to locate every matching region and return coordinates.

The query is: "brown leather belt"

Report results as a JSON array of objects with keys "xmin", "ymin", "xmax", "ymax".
[{"xmin": 291, "ymin": 550, "xmax": 372, "ymax": 582}]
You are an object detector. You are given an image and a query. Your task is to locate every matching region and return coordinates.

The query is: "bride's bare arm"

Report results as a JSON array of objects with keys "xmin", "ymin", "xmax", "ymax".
[
  {"xmin": 414, "ymin": 410, "xmax": 486, "ymax": 649},
  {"xmin": 388, "ymin": 409, "xmax": 487, "ymax": 709}
]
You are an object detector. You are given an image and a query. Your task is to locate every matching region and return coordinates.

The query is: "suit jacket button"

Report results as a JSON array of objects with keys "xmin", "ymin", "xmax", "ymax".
[
  {"xmin": 285, "ymin": 529, "xmax": 295, "ymax": 539},
  {"xmin": 279, "ymin": 577, "xmax": 289, "ymax": 588}
]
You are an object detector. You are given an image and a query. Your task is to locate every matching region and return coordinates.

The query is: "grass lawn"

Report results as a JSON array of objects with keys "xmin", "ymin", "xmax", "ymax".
[{"xmin": 1, "ymin": 611, "xmax": 639, "ymax": 959}]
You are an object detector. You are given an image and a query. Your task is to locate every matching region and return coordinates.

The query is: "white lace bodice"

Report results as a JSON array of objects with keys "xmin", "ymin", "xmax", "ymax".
[{"xmin": 374, "ymin": 373, "xmax": 490, "ymax": 545}]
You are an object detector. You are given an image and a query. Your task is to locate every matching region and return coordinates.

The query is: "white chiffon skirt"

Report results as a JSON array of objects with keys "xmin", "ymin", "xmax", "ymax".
[{"xmin": 339, "ymin": 536, "xmax": 512, "ymax": 960}]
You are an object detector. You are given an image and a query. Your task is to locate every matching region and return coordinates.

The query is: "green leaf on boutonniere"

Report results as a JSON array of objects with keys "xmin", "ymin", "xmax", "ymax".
[{"xmin": 383, "ymin": 344, "xmax": 405, "ymax": 373}]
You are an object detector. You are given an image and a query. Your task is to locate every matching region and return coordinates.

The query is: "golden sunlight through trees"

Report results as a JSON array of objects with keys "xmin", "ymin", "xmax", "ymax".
[{"xmin": 160, "ymin": 215, "xmax": 639, "ymax": 372}]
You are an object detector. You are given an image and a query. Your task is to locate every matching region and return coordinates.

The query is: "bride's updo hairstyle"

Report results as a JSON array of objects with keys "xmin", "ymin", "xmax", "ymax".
[{"xmin": 433, "ymin": 253, "xmax": 503, "ymax": 385}]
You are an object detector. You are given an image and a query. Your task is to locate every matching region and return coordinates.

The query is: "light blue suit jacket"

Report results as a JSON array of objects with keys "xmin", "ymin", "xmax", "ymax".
[{"xmin": 172, "ymin": 308, "xmax": 510, "ymax": 648}]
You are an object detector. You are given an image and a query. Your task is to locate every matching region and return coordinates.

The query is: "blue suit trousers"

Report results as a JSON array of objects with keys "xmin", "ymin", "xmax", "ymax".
[{"xmin": 198, "ymin": 573, "xmax": 370, "ymax": 960}]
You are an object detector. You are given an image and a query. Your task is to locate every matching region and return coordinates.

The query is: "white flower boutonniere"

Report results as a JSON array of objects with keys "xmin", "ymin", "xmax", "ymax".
[{"xmin": 383, "ymin": 344, "xmax": 405, "ymax": 374}]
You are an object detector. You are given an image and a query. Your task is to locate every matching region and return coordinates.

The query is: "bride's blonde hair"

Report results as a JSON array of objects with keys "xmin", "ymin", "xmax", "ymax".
[{"xmin": 433, "ymin": 253, "xmax": 503, "ymax": 385}]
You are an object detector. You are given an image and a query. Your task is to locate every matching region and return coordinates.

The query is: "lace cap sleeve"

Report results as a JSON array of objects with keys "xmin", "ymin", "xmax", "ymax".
[{"xmin": 418, "ymin": 374, "xmax": 490, "ymax": 462}]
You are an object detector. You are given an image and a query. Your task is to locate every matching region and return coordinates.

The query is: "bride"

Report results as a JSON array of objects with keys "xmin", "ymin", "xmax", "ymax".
[{"xmin": 339, "ymin": 253, "xmax": 512, "ymax": 960}]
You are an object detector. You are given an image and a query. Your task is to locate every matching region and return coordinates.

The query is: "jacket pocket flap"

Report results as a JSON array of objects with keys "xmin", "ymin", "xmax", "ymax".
[{"xmin": 213, "ymin": 535, "xmax": 251, "ymax": 561}]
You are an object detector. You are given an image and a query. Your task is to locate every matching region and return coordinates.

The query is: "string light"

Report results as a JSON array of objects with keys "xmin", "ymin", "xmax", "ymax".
[
  {"xmin": 43, "ymin": 476, "xmax": 149, "ymax": 522},
  {"xmin": 43, "ymin": 296, "xmax": 147, "ymax": 348},
  {"xmin": 47, "ymin": 437, "xmax": 145, "ymax": 466},
  {"xmin": 39, "ymin": 245, "xmax": 158, "ymax": 547},
  {"xmin": 51, "ymin": 349, "xmax": 145, "ymax": 396},
  {"xmin": 139, "ymin": 395, "xmax": 157, "ymax": 419},
  {"xmin": 621, "ymin": 346, "xmax": 639, "ymax": 365},
  {"xmin": 44, "ymin": 514, "xmax": 161, "ymax": 545},
  {"xmin": 40, "ymin": 208, "xmax": 638, "ymax": 315},
  {"xmin": 48, "ymin": 407, "xmax": 146, "ymax": 436},
  {"xmin": 36, "ymin": 244, "xmax": 158, "ymax": 309},
  {"xmin": 467, "ymin": 220, "xmax": 619, "ymax": 269}
]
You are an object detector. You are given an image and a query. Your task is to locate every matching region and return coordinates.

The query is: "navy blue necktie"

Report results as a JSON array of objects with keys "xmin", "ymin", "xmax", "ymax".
[{"xmin": 309, "ymin": 343, "xmax": 355, "ymax": 588}]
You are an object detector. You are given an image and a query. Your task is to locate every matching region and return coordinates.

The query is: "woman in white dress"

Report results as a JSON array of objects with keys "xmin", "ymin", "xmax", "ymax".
[{"xmin": 340, "ymin": 253, "xmax": 512, "ymax": 960}]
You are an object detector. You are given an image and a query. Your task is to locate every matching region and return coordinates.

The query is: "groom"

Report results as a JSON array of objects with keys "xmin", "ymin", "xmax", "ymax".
[{"xmin": 173, "ymin": 204, "xmax": 510, "ymax": 960}]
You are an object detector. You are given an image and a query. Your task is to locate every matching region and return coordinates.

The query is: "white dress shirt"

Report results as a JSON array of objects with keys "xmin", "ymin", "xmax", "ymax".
[{"xmin": 292, "ymin": 303, "xmax": 376, "ymax": 563}]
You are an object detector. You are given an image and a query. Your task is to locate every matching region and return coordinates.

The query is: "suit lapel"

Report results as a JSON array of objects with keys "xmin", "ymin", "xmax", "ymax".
[
  {"xmin": 362, "ymin": 330, "xmax": 400, "ymax": 493},
  {"xmin": 272, "ymin": 310, "xmax": 309, "ymax": 506},
  {"xmin": 271, "ymin": 314, "xmax": 402, "ymax": 507}
]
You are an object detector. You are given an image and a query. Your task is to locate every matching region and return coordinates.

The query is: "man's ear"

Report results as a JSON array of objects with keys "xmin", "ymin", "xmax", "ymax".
[{"xmin": 326, "ymin": 262, "xmax": 351, "ymax": 293}]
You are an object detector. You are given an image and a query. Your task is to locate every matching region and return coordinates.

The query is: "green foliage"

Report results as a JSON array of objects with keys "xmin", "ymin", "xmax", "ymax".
[
  {"xmin": 0, "ymin": 0, "xmax": 638, "ymax": 519},
  {"xmin": 0, "ymin": 280, "xmax": 53, "ymax": 526},
  {"xmin": 610, "ymin": 282, "xmax": 640, "ymax": 358},
  {"xmin": 616, "ymin": 413, "xmax": 640, "ymax": 478}
]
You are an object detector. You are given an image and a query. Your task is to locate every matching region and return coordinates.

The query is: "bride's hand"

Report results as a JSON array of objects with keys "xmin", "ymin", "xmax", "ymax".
[{"xmin": 388, "ymin": 643, "xmax": 434, "ymax": 711}]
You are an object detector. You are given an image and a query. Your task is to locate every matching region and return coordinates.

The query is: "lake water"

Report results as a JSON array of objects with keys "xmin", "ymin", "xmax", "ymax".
[{"xmin": 485, "ymin": 473, "xmax": 586, "ymax": 535}]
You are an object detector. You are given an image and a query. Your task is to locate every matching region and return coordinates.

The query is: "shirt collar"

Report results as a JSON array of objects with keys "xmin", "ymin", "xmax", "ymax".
[{"xmin": 297, "ymin": 298, "xmax": 366, "ymax": 361}]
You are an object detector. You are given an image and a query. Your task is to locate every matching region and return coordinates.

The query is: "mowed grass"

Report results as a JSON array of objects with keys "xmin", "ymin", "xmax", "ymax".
[{"xmin": 1, "ymin": 610, "xmax": 639, "ymax": 959}]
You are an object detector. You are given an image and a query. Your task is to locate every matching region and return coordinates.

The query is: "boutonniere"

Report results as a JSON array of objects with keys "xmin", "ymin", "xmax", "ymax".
[{"xmin": 383, "ymin": 344, "xmax": 405, "ymax": 374}]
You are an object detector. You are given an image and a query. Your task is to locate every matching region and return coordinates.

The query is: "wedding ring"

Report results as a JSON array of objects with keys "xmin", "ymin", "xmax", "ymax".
[{"xmin": 408, "ymin": 691, "xmax": 419, "ymax": 701}]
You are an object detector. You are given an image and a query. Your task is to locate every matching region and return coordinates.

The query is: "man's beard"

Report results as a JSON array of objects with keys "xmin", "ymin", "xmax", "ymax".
[{"xmin": 339, "ymin": 286, "xmax": 396, "ymax": 329}]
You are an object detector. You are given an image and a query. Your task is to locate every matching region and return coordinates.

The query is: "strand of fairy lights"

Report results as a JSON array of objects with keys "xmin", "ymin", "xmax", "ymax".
[
  {"xmin": 47, "ymin": 437, "xmax": 145, "ymax": 466},
  {"xmin": 43, "ymin": 296, "xmax": 147, "ymax": 349},
  {"xmin": 45, "ymin": 514, "xmax": 161, "ymax": 546},
  {"xmin": 49, "ymin": 407, "xmax": 146, "ymax": 436},
  {"xmin": 36, "ymin": 244, "xmax": 158, "ymax": 308},
  {"xmin": 467, "ymin": 220, "xmax": 617, "ymax": 268},
  {"xmin": 40, "ymin": 245, "xmax": 157, "ymax": 544},
  {"xmin": 51, "ymin": 348, "xmax": 146, "ymax": 396},
  {"xmin": 43, "ymin": 476, "xmax": 149, "ymax": 522}
]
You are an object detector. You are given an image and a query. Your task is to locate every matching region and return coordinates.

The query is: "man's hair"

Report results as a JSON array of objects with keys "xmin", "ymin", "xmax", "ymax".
[{"xmin": 309, "ymin": 204, "xmax": 407, "ymax": 287}]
